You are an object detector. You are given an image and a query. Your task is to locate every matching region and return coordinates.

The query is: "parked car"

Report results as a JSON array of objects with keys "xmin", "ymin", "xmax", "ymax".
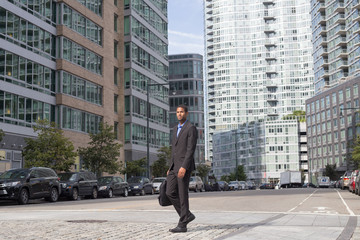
[
  {"xmin": 302, "ymin": 182, "xmax": 316, "ymax": 188},
  {"xmin": 259, "ymin": 183, "xmax": 275, "ymax": 189},
  {"xmin": 340, "ymin": 171, "xmax": 352, "ymax": 190},
  {"xmin": 58, "ymin": 171, "xmax": 98, "ymax": 200},
  {"xmin": 217, "ymin": 181, "xmax": 229, "ymax": 191},
  {"xmin": 189, "ymin": 176, "xmax": 205, "ymax": 192},
  {"xmin": 238, "ymin": 181, "xmax": 248, "ymax": 190},
  {"xmin": 349, "ymin": 170, "xmax": 359, "ymax": 193},
  {"xmin": 98, "ymin": 176, "xmax": 129, "ymax": 198},
  {"xmin": 128, "ymin": 176, "xmax": 154, "ymax": 196},
  {"xmin": 246, "ymin": 181, "xmax": 256, "ymax": 190},
  {"xmin": 0, "ymin": 167, "xmax": 60, "ymax": 205},
  {"xmin": 355, "ymin": 172, "xmax": 360, "ymax": 195},
  {"xmin": 228, "ymin": 181, "xmax": 240, "ymax": 190},
  {"xmin": 152, "ymin": 177, "xmax": 166, "ymax": 194}
]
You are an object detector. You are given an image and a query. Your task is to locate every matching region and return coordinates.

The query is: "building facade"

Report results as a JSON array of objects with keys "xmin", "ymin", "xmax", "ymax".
[
  {"xmin": 0, "ymin": 0, "xmax": 124, "ymax": 171},
  {"xmin": 169, "ymin": 54, "xmax": 205, "ymax": 165},
  {"xmin": 311, "ymin": 0, "xmax": 360, "ymax": 94},
  {"xmin": 212, "ymin": 119, "xmax": 306, "ymax": 184},
  {"xmin": 306, "ymin": 76, "xmax": 360, "ymax": 181},
  {"xmin": 123, "ymin": 0, "xmax": 169, "ymax": 167},
  {"xmin": 204, "ymin": 0, "xmax": 315, "ymax": 161}
]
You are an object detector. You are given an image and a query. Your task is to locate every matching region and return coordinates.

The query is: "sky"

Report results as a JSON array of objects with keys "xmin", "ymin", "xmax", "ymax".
[{"xmin": 168, "ymin": 0, "xmax": 204, "ymax": 56}]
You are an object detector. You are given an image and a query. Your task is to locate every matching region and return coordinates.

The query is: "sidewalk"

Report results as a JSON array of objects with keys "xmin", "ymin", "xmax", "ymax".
[{"xmin": 0, "ymin": 209, "xmax": 358, "ymax": 240}]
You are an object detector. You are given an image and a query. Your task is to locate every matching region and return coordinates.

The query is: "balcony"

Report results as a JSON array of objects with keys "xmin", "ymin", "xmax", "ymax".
[
  {"xmin": 264, "ymin": 40, "xmax": 276, "ymax": 46},
  {"xmin": 266, "ymin": 94, "xmax": 278, "ymax": 102},
  {"xmin": 265, "ymin": 66, "xmax": 277, "ymax": 73},
  {"xmin": 265, "ymin": 53, "xmax": 277, "ymax": 60},
  {"xmin": 264, "ymin": 26, "xmax": 276, "ymax": 33},
  {"xmin": 262, "ymin": 0, "xmax": 275, "ymax": 5}
]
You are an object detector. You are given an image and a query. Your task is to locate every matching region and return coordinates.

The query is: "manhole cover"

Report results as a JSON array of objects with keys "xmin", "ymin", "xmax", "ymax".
[{"xmin": 67, "ymin": 220, "xmax": 108, "ymax": 223}]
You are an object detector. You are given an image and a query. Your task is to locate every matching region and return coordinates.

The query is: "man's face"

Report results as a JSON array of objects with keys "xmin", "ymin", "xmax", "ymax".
[{"xmin": 176, "ymin": 107, "xmax": 188, "ymax": 122}]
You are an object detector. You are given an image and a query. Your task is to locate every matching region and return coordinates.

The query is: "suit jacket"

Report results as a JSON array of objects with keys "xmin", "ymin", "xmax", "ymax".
[{"xmin": 170, "ymin": 121, "xmax": 198, "ymax": 173}]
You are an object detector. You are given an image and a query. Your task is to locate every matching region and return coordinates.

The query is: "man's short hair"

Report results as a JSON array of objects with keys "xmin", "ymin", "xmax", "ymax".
[{"xmin": 177, "ymin": 104, "xmax": 188, "ymax": 112}]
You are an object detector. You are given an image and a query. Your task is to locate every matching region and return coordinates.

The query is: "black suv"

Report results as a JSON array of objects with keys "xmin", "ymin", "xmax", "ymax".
[
  {"xmin": 58, "ymin": 172, "xmax": 98, "ymax": 200},
  {"xmin": 0, "ymin": 167, "xmax": 61, "ymax": 205}
]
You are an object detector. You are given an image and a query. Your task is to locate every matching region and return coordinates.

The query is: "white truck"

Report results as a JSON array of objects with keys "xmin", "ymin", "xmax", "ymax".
[
  {"xmin": 280, "ymin": 171, "xmax": 302, "ymax": 188},
  {"xmin": 317, "ymin": 176, "xmax": 330, "ymax": 188}
]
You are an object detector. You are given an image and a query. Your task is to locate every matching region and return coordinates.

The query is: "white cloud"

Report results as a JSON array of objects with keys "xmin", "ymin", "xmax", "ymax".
[
  {"xmin": 168, "ymin": 40, "xmax": 204, "ymax": 55},
  {"xmin": 168, "ymin": 30, "xmax": 203, "ymax": 40}
]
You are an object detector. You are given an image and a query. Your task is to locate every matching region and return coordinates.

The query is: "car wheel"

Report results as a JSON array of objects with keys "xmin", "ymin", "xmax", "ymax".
[
  {"xmin": 123, "ymin": 188, "xmax": 128, "ymax": 197},
  {"xmin": 108, "ymin": 189, "xmax": 113, "ymax": 198},
  {"xmin": 91, "ymin": 187, "xmax": 98, "ymax": 199},
  {"xmin": 48, "ymin": 187, "xmax": 59, "ymax": 202},
  {"xmin": 194, "ymin": 186, "xmax": 198, "ymax": 192},
  {"xmin": 200, "ymin": 185, "xmax": 204, "ymax": 192},
  {"xmin": 69, "ymin": 188, "xmax": 79, "ymax": 201},
  {"xmin": 140, "ymin": 189, "xmax": 145, "ymax": 196},
  {"xmin": 18, "ymin": 188, "xmax": 29, "ymax": 205}
]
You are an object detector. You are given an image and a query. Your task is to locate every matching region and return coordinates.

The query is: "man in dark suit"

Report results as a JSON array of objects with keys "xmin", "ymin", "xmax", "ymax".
[{"xmin": 166, "ymin": 104, "xmax": 198, "ymax": 233}]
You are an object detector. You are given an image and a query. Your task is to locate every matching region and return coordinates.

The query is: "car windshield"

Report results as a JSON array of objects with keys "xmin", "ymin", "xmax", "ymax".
[
  {"xmin": 229, "ymin": 181, "xmax": 238, "ymax": 184},
  {"xmin": 153, "ymin": 178, "xmax": 165, "ymax": 183},
  {"xmin": 98, "ymin": 177, "xmax": 112, "ymax": 184},
  {"xmin": 0, "ymin": 169, "xmax": 29, "ymax": 179},
  {"xmin": 58, "ymin": 173, "xmax": 77, "ymax": 181},
  {"xmin": 128, "ymin": 177, "xmax": 142, "ymax": 183}
]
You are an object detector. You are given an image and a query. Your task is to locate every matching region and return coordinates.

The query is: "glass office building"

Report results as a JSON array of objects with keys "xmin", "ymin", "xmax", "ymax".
[
  {"xmin": 205, "ymin": 0, "xmax": 315, "ymax": 161},
  {"xmin": 212, "ymin": 119, "xmax": 305, "ymax": 184},
  {"xmin": 123, "ymin": 0, "xmax": 169, "ymax": 166},
  {"xmin": 169, "ymin": 54, "xmax": 205, "ymax": 165},
  {"xmin": 0, "ymin": 0, "xmax": 124, "ymax": 171},
  {"xmin": 311, "ymin": 0, "xmax": 360, "ymax": 94}
]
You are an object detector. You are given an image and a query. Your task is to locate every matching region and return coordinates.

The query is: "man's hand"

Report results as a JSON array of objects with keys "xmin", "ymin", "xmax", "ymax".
[
  {"xmin": 178, "ymin": 167, "xmax": 186, "ymax": 178},
  {"xmin": 167, "ymin": 169, "xmax": 169, "ymax": 176}
]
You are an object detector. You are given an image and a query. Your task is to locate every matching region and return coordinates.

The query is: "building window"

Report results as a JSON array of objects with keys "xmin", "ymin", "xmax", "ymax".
[
  {"xmin": 61, "ymin": 106, "xmax": 102, "ymax": 134},
  {"xmin": 61, "ymin": 71, "xmax": 102, "ymax": 105},
  {"xmin": 114, "ymin": 14, "xmax": 118, "ymax": 32},
  {"xmin": 114, "ymin": 95, "xmax": 118, "ymax": 113},
  {"xmin": 0, "ymin": 90, "xmax": 55, "ymax": 127},
  {"xmin": 114, "ymin": 121, "xmax": 118, "ymax": 139},
  {"xmin": 0, "ymin": 8, "xmax": 56, "ymax": 60},
  {"xmin": 61, "ymin": 38, "xmax": 102, "ymax": 75},
  {"xmin": 0, "ymin": 50, "xmax": 55, "ymax": 95},
  {"xmin": 114, "ymin": 67, "xmax": 118, "ymax": 85},
  {"xmin": 114, "ymin": 41, "xmax": 118, "ymax": 58},
  {"xmin": 114, "ymin": 0, "xmax": 118, "ymax": 6},
  {"xmin": 62, "ymin": 4, "xmax": 102, "ymax": 46},
  {"xmin": 76, "ymin": 0, "xmax": 102, "ymax": 17}
]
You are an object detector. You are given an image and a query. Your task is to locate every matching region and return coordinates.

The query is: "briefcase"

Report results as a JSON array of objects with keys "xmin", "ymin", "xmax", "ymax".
[{"xmin": 158, "ymin": 180, "xmax": 172, "ymax": 206}]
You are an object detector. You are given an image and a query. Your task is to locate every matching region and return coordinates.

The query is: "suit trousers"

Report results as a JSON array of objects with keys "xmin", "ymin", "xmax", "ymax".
[{"xmin": 166, "ymin": 169, "xmax": 191, "ymax": 227}]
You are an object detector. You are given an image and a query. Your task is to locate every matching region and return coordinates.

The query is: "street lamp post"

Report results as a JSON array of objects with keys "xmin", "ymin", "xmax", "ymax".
[{"xmin": 146, "ymin": 82, "xmax": 169, "ymax": 179}]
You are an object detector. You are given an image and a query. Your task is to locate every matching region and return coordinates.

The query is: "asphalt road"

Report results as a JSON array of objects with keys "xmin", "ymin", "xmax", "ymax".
[{"xmin": 0, "ymin": 188, "xmax": 359, "ymax": 239}]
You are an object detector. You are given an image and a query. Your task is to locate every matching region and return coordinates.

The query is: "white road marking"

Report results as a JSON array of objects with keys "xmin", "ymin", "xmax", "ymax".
[
  {"xmin": 336, "ymin": 189, "xmax": 355, "ymax": 216},
  {"xmin": 287, "ymin": 189, "xmax": 318, "ymax": 213}
]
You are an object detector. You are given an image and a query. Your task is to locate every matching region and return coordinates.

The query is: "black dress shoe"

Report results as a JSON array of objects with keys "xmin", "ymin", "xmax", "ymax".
[
  {"xmin": 169, "ymin": 226, "xmax": 187, "ymax": 233},
  {"xmin": 186, "ymin": 213, "xmax": 196, "ymax": 225}
]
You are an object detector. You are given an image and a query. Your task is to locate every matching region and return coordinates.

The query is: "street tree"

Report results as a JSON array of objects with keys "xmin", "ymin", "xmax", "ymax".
[
  {"xmin": 23, "ymin": 120, "xmax": 77, "ymax": 172},
  {"xmin": 152, "ymin": 146, "xmax": 171, "ymax": 177},
  {"xmin": 220, "ymin": 165, "xmax": 247, "ymax": 182},
  {"xmin": 197, "ymin": 164, "xmax": 211, "ymax": 182},
  {"xmin": 0, "ymin": 129, "xmax": 4, "ymax": 142},
  {"xmin": 236, "ymin": 165, "xmax": 247, "ymax": 181},
  {"xmin": 351, "ymin": 136, "xmax": 360, "ymax": 169},
  {"xmin": 78, "ymin": 122, "xmax": 122, "ymax": 177},
  {"xmin": 121, "ymin": 158, "xmax": 146, "ymax": 177},
  {"xmin": 324, "ymin": 164, "xmax": 337, "ymax": 181},
  {"xmin": 282, "ymin": 110, "xmax": 306, "ymax": 122}
]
